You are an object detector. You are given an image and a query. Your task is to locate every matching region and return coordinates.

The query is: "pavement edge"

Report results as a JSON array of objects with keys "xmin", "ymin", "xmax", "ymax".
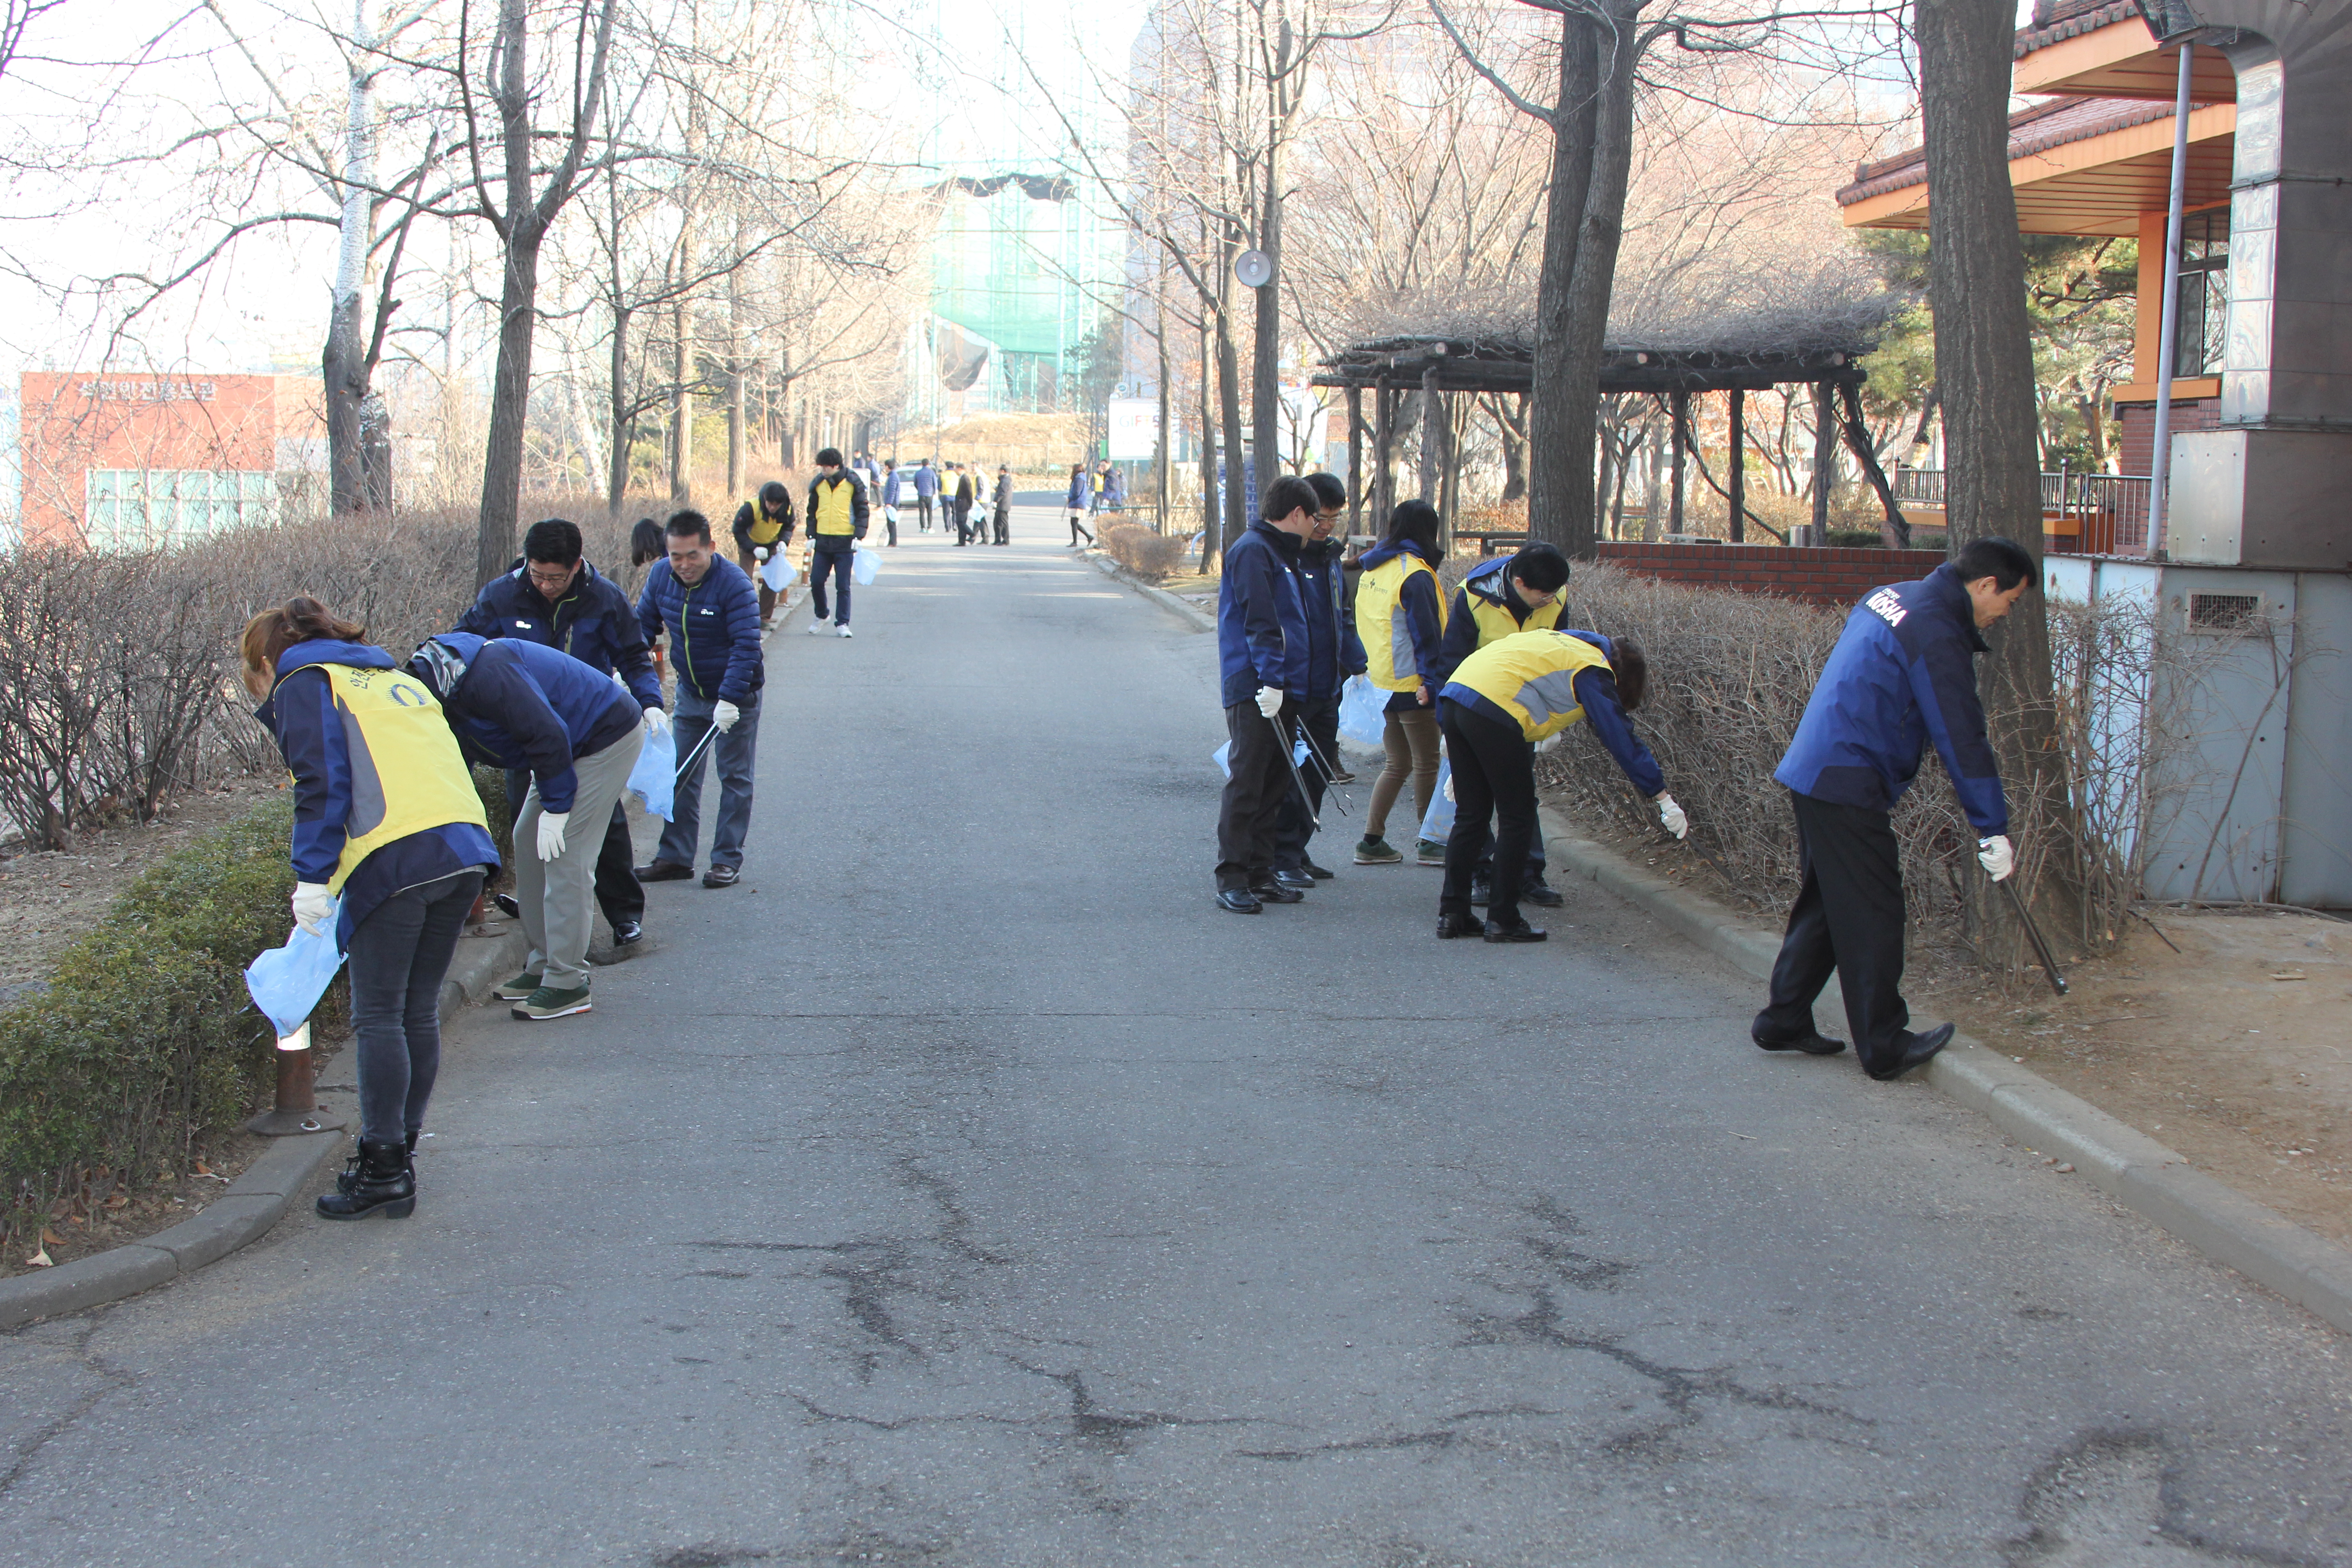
[
  {"xmin": 0, "ymin": 922, "xmax": 529, "ymax": 1333},
  {"xmin": 1087, "ymin": 551, "xmax": 1216, "ymax": 632},
  {"xmin": 1537, "ymin": 804, "xmax": 2352, "ymax": 1338}
]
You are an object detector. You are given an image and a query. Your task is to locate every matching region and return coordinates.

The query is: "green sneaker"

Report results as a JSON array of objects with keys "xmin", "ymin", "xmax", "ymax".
[
  {"xmin": 511, "ymin": 983, "xmax": 592, "ymax": 1020},
  {"xmin": 493, "ymin": 970, "xmax": 544, "ymax": 1001},
  {"xmin": 1416, "ymin": 839, "xmax": 1448, "ymax": 866},
  {"xmin": 1353, "ymin": 835, "xmax": 1402, "ymax": 865}
]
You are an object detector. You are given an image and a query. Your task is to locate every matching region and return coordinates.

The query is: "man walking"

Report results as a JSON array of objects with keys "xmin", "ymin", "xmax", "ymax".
[
  {"xmin": 804, "ymin": 447, "xmax": 868, "ymax": 637},
  {"xmin": 880, "ymin": 458, "xmax": 902, "ymax": 547},
  {"xmin": 635, "ymin": 510, "xmax": 765, "ymax": 888},
  {"xmin": 912, "ymin": 458, "xmax": 939, "ymax": 533},
  {"xmin": 1212, "ymin": 475, "xmax": 1319, "ymax": 913},
  {"xmin": 952, "ymin": 463, "xmax": 978, "ymax": 545},
  {"xmin": 1268, "ymin": 472, "xmax": 1366, "ymax": 890},
  {"xmin": 730, "ymin": 480, "xmax": 795, "ymax": 627},
  {"xmin": 1432, "ymin": 542, "xmax": 1573, "ymax": 901},
  {"xmin": 455, "ymin": 517, "xmax": 662, "ymax": 949},
  {"xmin": 991, "ymin": 465, "xmax": 1013, "ymax": 545},
  {"xmin": 1757, "ymin": 536, "xmax": 2034, "ymax": 1079}
]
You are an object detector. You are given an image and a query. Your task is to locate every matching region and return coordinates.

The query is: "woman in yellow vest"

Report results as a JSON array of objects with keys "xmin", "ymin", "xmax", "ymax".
[
  {"xmin": 241, "ymin": 598, "xmax": 500, "ymax": 1222},
  {"xmin": 1435, "ymin": 628, "xmax": 1686, "ymax": 943},
  {"xmin": 731, "ymin": 480, "xmax": 795, "ymax": 626},
  {"xmin": 1351, "ymin": 500, "xmax": 1449, "ymax": 865}
]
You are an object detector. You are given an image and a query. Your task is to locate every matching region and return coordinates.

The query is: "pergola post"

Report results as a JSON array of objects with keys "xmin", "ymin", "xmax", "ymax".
[
  {"xmin": 1811, "ymin": 380, "xmax": 1835, "ymax": 541},
  {"xmin": 1418, "ymin": 367, "xmax": 1441, "ymax": 502},
  {"xmin": 1345, "ymin": 385, "xmax": 1363, "ymax": 536},
  {"xmin": 1438, "ymin": 392, "xmax": 1460, "ymax": 544},
  {"xmin": 1373, "ymin": 378, "xmax": 1392, "ymax": 523},
  {"xmin": 1727, "ymin": 387, "xmax": 1746, "ymax": 544},
  {"xmin": 1669, "ymin": 390, "xmax": 1688, "ymax": 535}
]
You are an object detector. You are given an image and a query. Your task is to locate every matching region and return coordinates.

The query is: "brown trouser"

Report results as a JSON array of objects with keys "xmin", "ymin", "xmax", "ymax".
[
  {"xmin": 738, "ymin": 544, "xmax": 777, "ymax": 620},
  {"xmin": 1367, "ymin": 705, "xmax": 1442, "ymax": 840}
]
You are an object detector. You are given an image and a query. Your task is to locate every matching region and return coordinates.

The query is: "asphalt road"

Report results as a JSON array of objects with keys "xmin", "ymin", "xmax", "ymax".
[{"xmin": 5, "ymin": 520, "xmax": 2350, "ymax": 1567}]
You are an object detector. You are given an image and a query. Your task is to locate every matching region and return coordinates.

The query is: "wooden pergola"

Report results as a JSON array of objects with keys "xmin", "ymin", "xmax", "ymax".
[{"xmin": 1310, "ymin": 333, "xmax": 1909, "ymax": 547}]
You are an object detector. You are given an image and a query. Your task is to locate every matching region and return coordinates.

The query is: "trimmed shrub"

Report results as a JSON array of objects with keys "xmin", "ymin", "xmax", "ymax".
[
  {"xmin": 1103, "ymin": 523, "xmax": 1186, "ymax": 579},
  {"xmin": 0, "ymin": 798, "xmax": 318, "ymax": 1254}
]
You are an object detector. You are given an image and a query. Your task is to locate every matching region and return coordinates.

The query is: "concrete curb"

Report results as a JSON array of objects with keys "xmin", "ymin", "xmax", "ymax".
[
  {"xmin": 0, "ymin": 921, "xmax": 529, "ymax": 1333},
  {"xmin": 1539, "ymin": 805, "xmax": 2352, "ymax": 1336},
  {"xmin": 1087, "ymin": 551, "xmax": 1217, "ymax": 633}
]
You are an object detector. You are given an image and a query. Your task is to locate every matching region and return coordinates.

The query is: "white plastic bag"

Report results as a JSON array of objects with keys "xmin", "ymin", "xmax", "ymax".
[
  {"xmin": 853, "ymin": 546, "xmax": 879, "ymax": 586},
  {"xmin": 244, "ymin": 907, "xmax": 346, "ymax": 1038},
  {"xmin": 1417, "ymin": 757, "xmax": 1455, "ymax": 844},
  {"xmin": 760, "ymin": 552, "xmax": 795, "ymax": 593},
  {"xmin": 1338, "ymin": 676, "xmax": 1386, "ymax": 751},
  {"xmin": 1214, "ymin": 736, "xmax": 1308, "ymax": 779},
  {"xmin": 627, "ymin": 723, "xmax": 678, "ymax": 821}
]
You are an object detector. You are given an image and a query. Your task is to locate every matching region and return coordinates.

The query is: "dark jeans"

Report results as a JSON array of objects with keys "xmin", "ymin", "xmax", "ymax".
[
  {"xmin": 1758, "ymin": 791, "xmax": 1913, "ymax": 1071},
  {"xmin": 1215, "ymin": 700, "xmax": 1292, "ymax": 891},
  {"xmin": 809, "ymin": 547, "xmax": 853, "ymax": 624},
  {"xmin": 916, "ymin": 496, "xmax": 934, "ymax": 530},
  {"xmin": 1438, "ymin": 700, "xmax": 1537, "ymax": 925},
  {"xmin": 656, "ymin": 694, "xmax": 758, "ymax": 870},
  {"xmin": 1272, "ymin": 693, "xmax": 1341, "ymax": 870},
  {"xmin": 993, "ymin": 505, "xmax": 1009, "ymax": 545},
  {"xmin": 955, "ymin": 501, "xmax": 975, "ymax": 544},
  {"xmin": 509, "ymin": 769, "xmax": 639, "ymax": 925},
  {"xmin": 347, "ymin": 868, "xmax": 483, "ymax": 1145},
  {"xmin": 884, "ymin": 509, "xmax": 899, "ymax": 546}
]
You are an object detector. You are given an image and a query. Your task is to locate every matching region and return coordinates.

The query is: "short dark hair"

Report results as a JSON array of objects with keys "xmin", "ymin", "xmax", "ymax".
[
  {"xmin": 665, "ymin": 509, "xmax": 712, "ymax": 544},
  {"xmin": 1305, "ymin": 472, "xmax": 1348, "ymax": 513},
  {"xmin": 1953, "ymin": 535, "xmax": 2035, "ymax": 592},
  {"xmin": 1383, "ymin": 499, "xmax": 1442, "ymax": 559},
  {"xmin": 630, "ymin": 517, "xmax": 664, "ymax": 567},
  {"xmin": 1509, "ymin": 542, "xmax": 1571, "ymax": 594},
  {"xmin": 1261, "ymin": 474, "xmax": 1319, "ymax": 524},
  {"xmin": 1606, "ymin": 635, "xmax": 1648, "ymax": 711},
  {"xmin": 523, "ymin": 518, "xmax": 583, "ymax": 566},
  {"xmin": 884, "ymin": 458, "xmax": 896, "ymax": 469},
  {"xmin": 815, "ymin": 446, "xmax": 843, "ymax": 467}
]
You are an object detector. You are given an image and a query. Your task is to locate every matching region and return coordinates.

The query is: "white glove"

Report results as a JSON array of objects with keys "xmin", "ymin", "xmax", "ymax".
[
  {"xmin": 291, "ymin": 882, "xmax": 334, "ymax": 937},
  {"xmin": 713, "ymin": 700, "xmax": 742, "ymax": 733},
  {"xmin": 1442, "ymin": 774, "xmax": 1455, "ymax": 803},
  {"xmin": 753, "ymin": 546, "xmax": 769, "ymax": 562},
  {"xmin": 1254, "ymin": 686, "xmax": 1284, "ymax": 719},
  {"xmin": 1978, "ymin": 834, "xmax": 2014, "ymax": 882},
  {"xmin": 536, "ymin": 809, "xmax": 570, "ymax": 862},
  {"xmin": 1656, "ymin": 793, "xmax": 1688, "ymax": 839},
  {"xmin": 643, "ymin": 706, "xmax": 671, "ymax": 739}
]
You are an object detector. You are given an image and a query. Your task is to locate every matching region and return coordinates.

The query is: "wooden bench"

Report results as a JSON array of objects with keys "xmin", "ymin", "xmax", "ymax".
[{"xmin": 1459, "ymin": 529, "xmax": 1530, "ymax": 557}]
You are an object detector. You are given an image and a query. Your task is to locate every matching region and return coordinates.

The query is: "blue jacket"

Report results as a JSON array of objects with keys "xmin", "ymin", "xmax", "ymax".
[
  {"xmin": 454, "ymin": 559, "xmax": 660, "ymax": 710},
  {"xmin": 912, "ymin": 464, "xmax": 939, "ymax": 499},
  {"xmin": 1359, "ymin": 539, "xmax": 1446, "ymax": 711},
  {"xmin": 882, "ymin": 469, "xmax": 904, "ymax": 506},
  {"xmin": 1065, "ymin": 472, "xmax": 1090, "ymax": 509},
  {"xmin": 1216, "ymin": 520, "xmax": 1310, "ymax": 708},
  {"xmin": 256, "ymin": 640, "xmax": 500, "ymax": 948},
  {"xmin": 1294, "ymin": 537, "xmax": 1367, "ymax": 701},
  {"xmin": 637, "ymin": 555, "xmax": 764, "ymax": 706},
  {"xmin": 1441, "ymin": 630, "xmax": 1665, "ymax": 798},
  {"xmin": 1775, "ymin": 563, "xmax": 2007, "ymax": 835},
  {"xmin": 406, "ymin": 633, "xmax": 640, "ymax": 815}
]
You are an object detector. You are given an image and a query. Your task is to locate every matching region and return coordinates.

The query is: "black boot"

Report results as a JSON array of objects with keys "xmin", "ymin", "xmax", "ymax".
[
  {"xmin": 335, "ymin": 1130, "xmax": 417, "ymax": 1197},
  {"xmin": 317, "ymin": 1139, "xmax": 416, "ymax": 1220}
]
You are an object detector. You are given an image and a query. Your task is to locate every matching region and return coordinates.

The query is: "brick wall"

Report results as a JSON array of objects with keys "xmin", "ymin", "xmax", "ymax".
[
  {"xmin": 1597, "ymin": 541, "xmax": 1947, "ymax": 608},
  {"xmin": 2114, "ymin": 397, "xmax": 2217, "ymax": 475}
]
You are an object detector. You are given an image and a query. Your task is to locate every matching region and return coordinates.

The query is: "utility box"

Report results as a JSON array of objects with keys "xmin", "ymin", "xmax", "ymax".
[{"xmin": 2168, "ymin": 430, "xmax": 2246, "ymax": 565}]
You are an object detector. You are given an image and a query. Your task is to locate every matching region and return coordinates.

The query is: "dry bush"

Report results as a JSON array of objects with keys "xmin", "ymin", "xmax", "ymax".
[{"xmin": 1102, "ymin": 523, "xmax": 1186, "ymax": 579}]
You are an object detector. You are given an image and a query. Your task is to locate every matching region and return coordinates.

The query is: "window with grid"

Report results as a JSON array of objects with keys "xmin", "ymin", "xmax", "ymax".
[
  {"xmin": 83, "ymin": 469, "xmax": 276, "ymax": 550},
  {"xmin": 2171, "ymin": 208, "xmax": 2230, "ymax": 381}
]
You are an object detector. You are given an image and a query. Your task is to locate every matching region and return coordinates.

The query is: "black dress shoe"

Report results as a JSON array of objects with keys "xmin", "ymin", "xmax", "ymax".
[
  {"xmin": 1271, "ymin": 867, "xmax": 1315, "ymax": 892},
  {"xmin": 1867, "ymin": 1023, "xmax": 1955, "ymax": 1081},
  {"xmin": 610, "ymin": 918, "xmax": 644, "ymax": 947},
  {"xmin": 1524, "ymin": 881, "xmax": 1564, "ymax": 908},
  {"xmin": 702, "ymin": 864, "xmax": 741, "ymax": 888},
  {"xmin": 1483, "ymin": 918, "xmax": 1548, "ymax": 943},
  {"xmin": 636, "ymin": 860, "xmax": 693, "ymax": 882},
  {"xmin": 1301, "ymin": 858, "xmax": 1336, "ymax": 880},
  {"xmin": 493, "ymin": 892, "xmax": 521, "ymax": 919},
  {"xmin": 1249, "ymin": 880, "xmax": 1304, "ymax": 904},
  {"xmin": 1436, "ymin": 911, "xmax": 1486, "ymax": 939},
  {"xmin": 1216, "ymin": 888, "xmax": 1263, "ymax": 914},
  {"xmin": 1752, "ymin": 1027, "xmax": 1846, "ymax": 1055},
  {"xmin": 1468, "ymin": 878, "xmax": 1491, "ymax": 908}
]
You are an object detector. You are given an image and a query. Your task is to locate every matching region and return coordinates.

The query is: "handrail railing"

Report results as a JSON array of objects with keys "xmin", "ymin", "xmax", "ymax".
[{"xmin": 1891, "ymin": 467, "xmax": 2155, "ymax": 555}]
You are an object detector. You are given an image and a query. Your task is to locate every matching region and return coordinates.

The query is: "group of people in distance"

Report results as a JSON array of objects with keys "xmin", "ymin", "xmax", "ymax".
[
  {"xmin": 1213, "ymin": 471, "xmax": 2039, "ymax": 1088},
  {"xmin": 869, "ymin": 455, "xmax": 1014, "ymax": 549}
]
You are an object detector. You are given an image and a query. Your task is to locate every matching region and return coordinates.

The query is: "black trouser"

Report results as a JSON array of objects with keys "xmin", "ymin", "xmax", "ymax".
[
  {"xmin": 1757, "ymin": 791, "xmax": 1911, "ymax": 1071},
  {"xmin": 953, "ymin": 501, "xmax": 974, "ymax": 544},
  {"xmin": 885, "ymin": 509, "xmax": 899, "ymax": 546},
  {"xmin": 1215, "ymin": 700, "xmax": 1293, "ymax": 891},
  {"xmin": 347, "ymin": 868, "xmax": 484, "ymax": 1145},
  {"xmin": 1439, "ymin": 699, "xmax": 1537, "ymax": 925},
  {"xmin": 916, "ymin": 496, "xmax": 934, "ymax": 530},
  {"xmin": 1271, "ymin": 693, "xmax": 1341, "ymax": 870},
  {"xmin": 512, "ymin": 769, "xmax": 640, "ymax": 926},
  {"xmin": 993, "ymin": 505, "xmax": 1009, "ymax": 545}
]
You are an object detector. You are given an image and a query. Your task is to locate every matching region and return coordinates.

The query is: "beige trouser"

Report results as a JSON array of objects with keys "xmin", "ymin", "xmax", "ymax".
[
  {"xmin": 514, "ymin": 725, "xmax": 645, "ymax": 991},
  {"xmin": 1367, "ymin": 706, "xmax": 1443, "ymax": 840}
]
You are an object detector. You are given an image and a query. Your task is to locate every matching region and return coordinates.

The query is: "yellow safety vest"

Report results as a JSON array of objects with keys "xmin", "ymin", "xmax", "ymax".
[
  {"xmin": 1466, "ymin": 582, "xmax": 1565, "ymax": 649},
  {"xmin": 284, "ymin": 662, "xmax": 489, "ymax": 894},
  {"xmin": 1356, "ymin": 553, "xmax": 1448, "ymax": 692},
  {"xmin": 744, "ymin": 496, "xmax": 788, "ymax": 546},
  {"xmin": 1449, "ymin": 629, "xmax": 1615, "ymax": 743},
  {"xmin": 809, "ymin": 475, "xmax": 858, "ymax": 536}
]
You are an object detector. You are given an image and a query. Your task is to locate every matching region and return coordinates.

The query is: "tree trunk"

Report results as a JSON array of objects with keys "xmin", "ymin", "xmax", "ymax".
[
  {"xmin": 476, "ymin": 220, "xmax": 545, "ymax": 586},
  {"xmin": 1198, "ymin": 308, "xmax": 1219, "ymax": 568},
  {"xmin": 670, "ymin": 292, "xmax": 693, "ymax": 503},
  {"xmin": 606, "ymin": 304, "xmax": 633, "ymax": 518},
  {"xmin": 1916, "ymin": 0, "xmax": 2074, "ymax": 926},
  {"xmin": 726, "ymin": 358, "xmax": 746, "ymax": 498},
  {"xmin": 1215, "ymin": 303, "xmax": 1249, "ymax": 547},
  {"xmin": 1496, "ymin": 393, "xmax": 1528, "ymax": 503}
]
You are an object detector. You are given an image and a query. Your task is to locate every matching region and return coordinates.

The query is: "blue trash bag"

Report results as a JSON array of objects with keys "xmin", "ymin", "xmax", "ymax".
[
  {"xmin": 853, "ymin": 547, "xmax": 879, "ymax": 586},
  {"xmin": 1338, "ymin": 676, "xmax": 1386, "ymax": 751},
  {"xmin": 628, "ymin": 723, "xmax": 678, "ymax": 821},
  {"xmin": 244, "ymin": 912, "xmax": 346, "ymax": 1039},
  {"xmin": 1417, "ymin": 757, "xmax": 1455, "ymax": 844},
  {"xmin": 1214, "ymin": 736, "xmax": 1309, "ymax": 779},
  {"xmin": 760, "ymin": 552, "xmax": 794, "ymax": 593}
]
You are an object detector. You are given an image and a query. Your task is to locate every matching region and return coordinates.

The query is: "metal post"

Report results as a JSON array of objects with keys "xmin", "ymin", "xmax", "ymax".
[
  {"xmin": 245, "ymin": 1022, "xmax": 343, "ymax": 1136},
  {"xmin": 2148, "ymin": 41, "xmax": 2195, "ymax": 556},
  {"xmin": 1727, "ymin": 387, "xmax": 1747, "ymax": 543}
]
